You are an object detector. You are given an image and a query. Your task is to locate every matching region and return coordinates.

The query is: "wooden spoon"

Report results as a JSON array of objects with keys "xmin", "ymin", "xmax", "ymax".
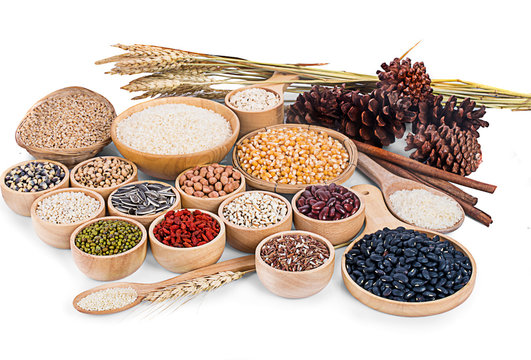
[
  {"xmin": 73, "ymin": 255, "xmax": 255, "ymax": 315},
  {"xmin": 357, "ymin": 152, "xmax": 464, "ymax": 233},
  {"xmin": 341, "ymin": 184, "xmax": 476, "ymax": 317}
]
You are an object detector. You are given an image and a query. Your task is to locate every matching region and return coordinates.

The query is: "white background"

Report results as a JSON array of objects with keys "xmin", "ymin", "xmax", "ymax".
[{"xmin": 1, "ymin": 1, "xmax": 530, "ymax": 359}]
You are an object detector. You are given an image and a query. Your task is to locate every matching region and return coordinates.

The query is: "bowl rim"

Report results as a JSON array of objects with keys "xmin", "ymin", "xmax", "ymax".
[
  {"xmin": 291, "ymin": 186, "xmax": 366, "ymax": 225},
  {"xmin": 69, "ymin": 216, "xmax": 148, "ymax": 259},
  {"xmin": 232, "ymin": 124, "xmax": 358, "ymax": 193},
  {"xmin": 217, "ymin": 190, "xmax": 293, "ymax": 231},
  {"xmin": 148, "ymin": 208, "xmax": 226, "ymax": 251},
  {"xmin": 340, "ymin": 227, "xmax": 477, "ymax": 309},
  {"xmin": 107, "ymin": 180, "xmax": 180, "ymax": 219},
  {"xmin": 110, "ymin": 96, "xmax": 240, "ymax": 160},
  {"xmin": 15, "ymin": 86, "xmax": 115, "ymax": 153},
  {"xmin": 70, "ymin": 155, "xmax": 138, "ymax": 192},
  {"xmin": 175, "ymin": 165, "xmax": 246, "ymax": 204},
  {"xmin": 255, "ymin": 230, "xmax": 335, "ymax": 275},
  {"xmin": 0, "ymin": 159, "xmax": 70, "ymax": 196},
  {"xmin": 224, "ymin": 86, "xmax": 283, "ymax": 114},
  {"xmin": 30, "ymin": 187, "xmax": 106, "ymax": 228}
]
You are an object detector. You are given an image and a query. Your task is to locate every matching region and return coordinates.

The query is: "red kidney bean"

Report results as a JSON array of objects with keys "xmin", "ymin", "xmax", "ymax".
[{"xmin": 297, "ymin": 184, "xmax": 360, "ymax": 221}]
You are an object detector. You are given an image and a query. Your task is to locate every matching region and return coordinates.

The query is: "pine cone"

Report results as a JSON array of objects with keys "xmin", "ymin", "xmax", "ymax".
[
  {"xmin": 286, "ymin": 85, "xmax": 344, "ymax": 130},
  {"xmin": 377, "ymin": 57, "xmax": 432, "ymax": 105},
  {"xmin": 415, "ymin": 95, "xmax": 488, "ymax": 137},
  {"xmin": 405, "ymin": 123, "xmax": 482, "ymax": 176},
  {"xmin": 339, "ymin": 87, "xmax": 417, "ymax": 147}
]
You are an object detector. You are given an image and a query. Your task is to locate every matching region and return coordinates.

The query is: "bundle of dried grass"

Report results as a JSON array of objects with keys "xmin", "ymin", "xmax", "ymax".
[{"xmin": 96, "ymin": 43, "xmax": 531, "ymax": 110}]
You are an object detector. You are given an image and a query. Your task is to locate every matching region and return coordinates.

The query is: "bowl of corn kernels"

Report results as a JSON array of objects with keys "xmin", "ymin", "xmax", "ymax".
[{"xmin": 232, "ymin": 124, "xmax": 358, "ymax": 194}]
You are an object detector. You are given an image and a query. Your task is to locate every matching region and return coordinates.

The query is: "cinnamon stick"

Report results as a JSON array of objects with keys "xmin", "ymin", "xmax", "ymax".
[
  {"xmin": 353, "ymin": 140, "xmax": 497, "ymax": 193},
  {"xmin": 371, "ymin": 156, "xmax": 493, "ymax": 227},
  {"xmin": 413, "ymin": 172, "xmax": 478, "ymax": 206}
]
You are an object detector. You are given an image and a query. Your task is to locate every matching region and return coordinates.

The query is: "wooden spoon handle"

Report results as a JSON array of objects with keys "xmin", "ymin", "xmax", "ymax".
[
  {"xmin": 260, "ymin": 72, "xmax": 299, "ymax": 96},
  {"xmin": 139, "ymin": 255, "xmax": 256, "ymax": 292},
  {"xmin": 357, "ymin": 152, "xmax": 399, "ymax": 187}
]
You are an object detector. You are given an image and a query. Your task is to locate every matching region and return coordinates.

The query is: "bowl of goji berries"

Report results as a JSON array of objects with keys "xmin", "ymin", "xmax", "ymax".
[{"xmin": 149, "ymin": 208, "xmax": 226, "ymax": 273}]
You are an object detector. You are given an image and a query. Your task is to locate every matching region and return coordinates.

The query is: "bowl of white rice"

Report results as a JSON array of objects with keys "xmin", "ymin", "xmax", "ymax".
[{"xmin": 111, "ymin": 97, "xmax": 239, "ymax": 180}]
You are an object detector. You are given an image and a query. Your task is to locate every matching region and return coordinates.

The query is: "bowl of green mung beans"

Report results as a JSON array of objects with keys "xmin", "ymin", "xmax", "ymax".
[{"xmin": 70, "ymin": 216, "xmax": 147, "ymax": 281}]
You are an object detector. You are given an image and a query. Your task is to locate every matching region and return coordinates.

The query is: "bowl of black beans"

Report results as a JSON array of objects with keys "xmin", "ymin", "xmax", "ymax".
[
  {"xmin": 342, "ymin": 226, "xmax": 476, "ymax": 317},
  {"xmin": 0, "ymin": 159, "xmax": 69, "ymax": 216},
  {"xmin": 292, "ymin": 183, "xmax": 365, "ymax": 246}
]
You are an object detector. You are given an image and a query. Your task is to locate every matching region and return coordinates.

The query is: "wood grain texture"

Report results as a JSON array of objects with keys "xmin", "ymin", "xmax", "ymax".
[
  {"xmin": 0, "ymin": 159, "xmax": 70, "ymax": 217},
  {"xmin": 72, "ymin": 255, "xmax": 256, "ymax": 315},
  {"xmin": 218, "ymin": 191, "xmax": 293, "ymax": 253},
  {"xmin": 148, "ymin": 209, "xmax": 226, "ymax": 273},
  {"xmin": 107, "ymin": 180, "xmax": 181, "ymax": 227},
  {"xmin": 341, "ymin": 184, "xmax": 477, "ymax": 317},
  {"xmin": 70, "ymin": 156, "xmax": 138, "ymax": 201},
  {"xmin": 31, "ymin": 188, "xmax": 106, "ymax": 249},
  {"xmin": 232, "ymin": 124, "xmax": 358, "ymax": 194},
  {"xmin": 70, "ymin": 216, "xmax": 147, "ymax": 281},
  {"xmin": 255, "ymin": 230, "xmax": 335, "ymax": 298},
  {"xmin": 225, "ymin": 72, "xmax": 299, "ymax": 138},
  {"xmin": 110, "ymin": 97, "xmax": 240, "ymax": 180},
  {"xmin": 291, "ymin": 188, "xmax": 365, "ymax": 245},
  {"xmin": 175, "ymin": 166, "xmax": 246, "ymax": 213},
  {"xmin": 357, "ymin": 152, "xmax": 464, "ymax": 233},
  {"xmin": 15, "ymin": 87, "xmax": 116, "ymax": 167}
]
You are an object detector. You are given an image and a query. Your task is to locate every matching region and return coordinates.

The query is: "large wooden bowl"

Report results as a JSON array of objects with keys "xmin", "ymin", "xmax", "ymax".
[
  {"xmin": 255, "ymin": 230, "xmax": 335, "ymax": 298},
  {"xmin": 15, "ymin": 87, "xmax": 115, "ymax": 167},
  {"xmin": 111, "ymin": 97, "xmax": 240, "ymax": 180},
  {"xmin": 0, "ymin": 159, "xmax": 70, "ymax": 217},
  {"xmin": 148, "ymin": 209, "xmax": 226, "ymax": 273},
  {"xmin": 218, "ymin": 191, "xmax": 293, "ymax": 253},
  {"xmin": 232, "ymin": 124, "xmax": 358, "ymax": 194},
  {"xmin": 108, "ymin": 180, "xmax": 181, "ymax": 228},
  {"xmin": 341, "ymin": 184, "xmax": 477, "ymax": 317},
  {"xmin": 31, "ymin": 188, "xmax": 106, "ymax": 249},
  {"xmin": 70, "ymin": 216, "xmax": 147, "ymax": 281},
  {"xmin": 291, "ymin": 186, "xmax": 365, "ymax": 246},
  {"xmin": 175, "ymin": 165, "xmax": 246, "ymax": 213},
  {"xmin": 70, "ymin": 156, "xmax": 138, "ymax": 201}
]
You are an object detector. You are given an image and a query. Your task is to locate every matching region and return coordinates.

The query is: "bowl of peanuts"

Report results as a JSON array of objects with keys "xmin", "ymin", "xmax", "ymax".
[
  {"xmin": 175, "ymin": 163, "xmax": 246, "ymax": 213},
  {"xmin": 232, "ymin": 124, "xmax": 358, "ymax": 194}
]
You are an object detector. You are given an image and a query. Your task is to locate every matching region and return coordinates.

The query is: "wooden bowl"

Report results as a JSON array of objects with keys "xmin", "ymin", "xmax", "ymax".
[
  {"xmin": 175, "ymin": 166, "xmax": 246, "ymax": 213},
  {"xmin": 30, "ymin": 188, "xmax": 106, "ymax": 249},
  {"xmin": 70, "ymin": 216, "xmax": 148, "ymax": 281},
  {"xmin": 108, "ymin": 180, "xmax": 181, "ymax": 227},
  {"xmin": 148, "ymin": 209, "xmax": 226, "ymax": 273},
  {"xmin": 255, "ymin": 230, "xmax": 335, "ymax": 298},
  {"xmin": 0, "ymin": 159, "xmax": 70, "ymax": 217},
  {"xmin": 232, "ymin": 124, "xmax": 358, "ymax": 194},
  {"xmin": 111, "ymin": 97, "xmax": 240, "ymax": 180},
  {"xmin": 291, "ymin": 187, "xmax": 366, "ymax": 246},
  {"xmin": 15, "ymin": 87, "xmax": 116, "ymax": 167},
  {"xmin": 70, "ymin": 156, "xmax": 138, "ymax": 201},
  {"xmin": 218, "ymin": 191, "xmax": 293, "ymax": 253},
  {"xmin": 341, "ymin": 184, "xmax": 477, "ymax": 317},
  {"xmin": 224, "ymin": 72, "xmax": 298, "ymax": 138}
]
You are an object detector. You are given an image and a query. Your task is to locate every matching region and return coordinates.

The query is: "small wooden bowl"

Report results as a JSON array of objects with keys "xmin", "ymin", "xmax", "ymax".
[
  {"xmin": 70, "ymin": 216, "xmax": 148, "ymax": 281},
  {"xmin": 70, "ymin": 156, "xmax": 138, "ymax": 201},
  {"xmin": 15, "ymin": 87, "xmax": 116, "ymax": 167},
  {"xmin": 255, "ymin": 230, "xmax": 335, "ymax": 298},
  {"xmin": 108, "ymin": 180, "xmax": 181, "ymax": 227},
  {"xmin": 218, "ymin": 191, "xmax": 293, "ymax": 253},
  {"xmin": 111, "ymin": 97, "xmax": 240, "ymax": 180},
  {"xmin": 291, "ymin": 187, "xmax": 366, "ymax": 246},
  {"xmin": 30, "ymin": 188, "xmax": 106, "ymax": 249},
  {"xmin": 224, "ymin": 72, "xmax": 298, "ymax": 138},
  {"xmin": 175, "ymin": 166, "xmax": 246, "ymax": 213},
  {"xmin": 232, "ymin": 124, "xmax": 358, "ymax": 194},
  {"xmin": 148, "ymin": 209, "xmax": 226, "ymax": 273},
  {"xmin": 0, "ymin": 159, "xmax": 70, "ymax": 217}
]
